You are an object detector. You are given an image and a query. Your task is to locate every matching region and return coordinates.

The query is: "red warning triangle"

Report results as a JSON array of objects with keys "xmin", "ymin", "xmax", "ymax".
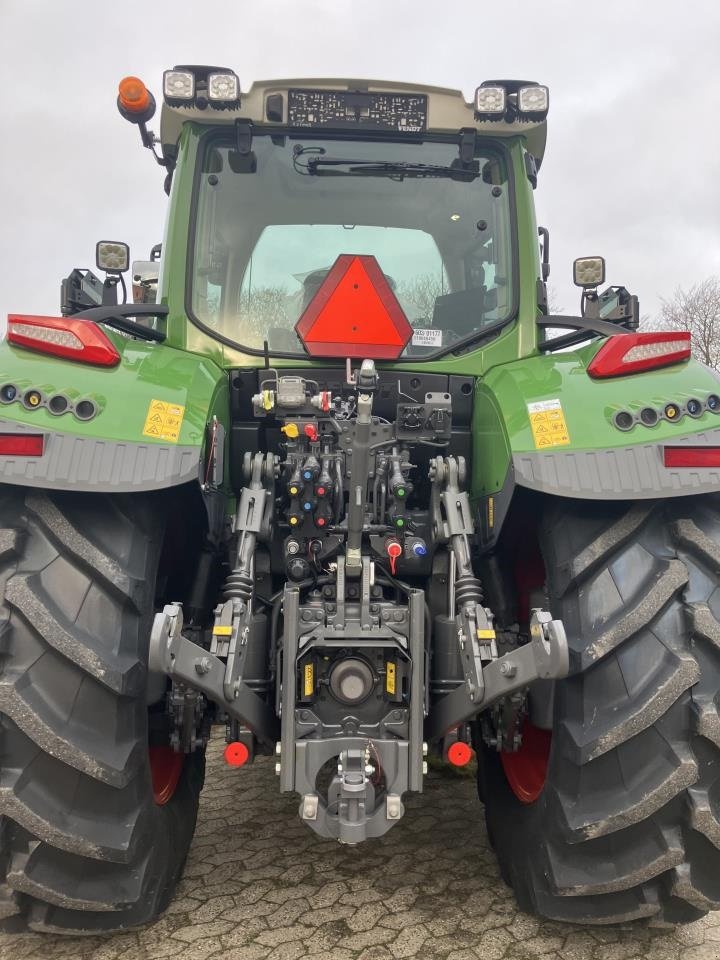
[{"xmin": 295, "ymin": 254, "xmax": 413, "ymax": 359}]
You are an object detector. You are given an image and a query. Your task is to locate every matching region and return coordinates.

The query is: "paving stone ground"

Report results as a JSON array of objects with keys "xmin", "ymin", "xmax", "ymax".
[{"xmin": 1, "ymin": 733, "xmax": 718, "ymax": 960}]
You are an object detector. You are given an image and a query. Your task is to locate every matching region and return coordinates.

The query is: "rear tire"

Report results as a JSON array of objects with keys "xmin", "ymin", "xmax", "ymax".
[
  {"xmin": 479, "ymin": 495, "xmax": 720, "ymax": 925},
  {"xmin": 0, "ymin": 488, "xmax": 204, "ymax": 933}
]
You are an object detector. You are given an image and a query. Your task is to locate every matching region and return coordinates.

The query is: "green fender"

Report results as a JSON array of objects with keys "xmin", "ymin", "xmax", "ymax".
[
  {"xmin": 472, "ymin": 343, "xmax": 720, "ymax": 544},
  {"xmin": 0, "ymin": 332, "xmax": 229, "ymax": 493}
]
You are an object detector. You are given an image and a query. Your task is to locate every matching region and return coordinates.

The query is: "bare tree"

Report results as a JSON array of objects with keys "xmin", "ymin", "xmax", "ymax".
[
  {"xmin": 396, "ymin": 274, "xmax": 444, "ymax": 326},
  {"xmin": 238, "ymin": 285, "xmax": 293, "ymax": 345},
  {"xmin": 546, "ymin": 284, "xmax": 565, "ymax": 315},
  {"xmin": 657, "ymin": 278, "xmax": 720, "ymax": 371}
]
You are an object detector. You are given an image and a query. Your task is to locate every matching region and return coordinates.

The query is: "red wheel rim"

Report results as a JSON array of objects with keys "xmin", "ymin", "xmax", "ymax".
[
  {"xmin": 149, "ymin": 746, "xmax": 183, "ymax": 805},
  {"xmin": 503, "ymin": 538, "xmax": 553, "ymax": 804},
  {"xmin": 501, "ymin": 719, "xmax": 551, "ymax": 804}
]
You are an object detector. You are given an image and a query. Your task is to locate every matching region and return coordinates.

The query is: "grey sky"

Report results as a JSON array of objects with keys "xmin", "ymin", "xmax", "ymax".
[{"xmin": 1, "ymin": 0, "xmax": 719, "ymax": 326}]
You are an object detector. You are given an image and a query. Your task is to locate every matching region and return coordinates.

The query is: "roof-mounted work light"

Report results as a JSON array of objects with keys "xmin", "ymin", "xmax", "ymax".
[
  {"xmin": 475, "ymin": 80, "xmax": 549, "ymax": 122},
  {"xmin": 208, "ymin": 71, "xmax": 240, "ymax": 106},
  {"xmin": 474, "ymin": 84, "xmax": 506, "ymax": 119},
  {"xmin": 163, "ymin": 69, "xmax": 195, "ymax": 105},
  {"xmin": 162, "ymin": 66, "xmax": 240, "ymax": 109},
  {"xmin": 518, "ymin": 85, "xmax": 549, "ymax": 120}
]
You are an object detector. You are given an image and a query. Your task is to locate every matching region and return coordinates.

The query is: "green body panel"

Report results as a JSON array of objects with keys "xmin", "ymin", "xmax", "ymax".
[
  {"xmin": 0, "ymin": 333, "xmax": 228, "ymax": 452},
  {"xmin": 471, "ymin": 346, "xmax": 720, "ymax": 497}
]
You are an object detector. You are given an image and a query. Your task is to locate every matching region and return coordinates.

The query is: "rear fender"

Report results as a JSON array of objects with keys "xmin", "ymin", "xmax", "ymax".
[
  {"xmin": 0, "ymin": 334, "xmax": 229, "ymax": 494},
  {"xmin": 473, "ymin": 344, "xmax": 720, "ymax": 548}
]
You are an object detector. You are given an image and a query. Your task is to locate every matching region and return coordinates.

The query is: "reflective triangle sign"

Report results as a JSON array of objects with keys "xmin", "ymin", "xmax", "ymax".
[{"xmin": 295, "ymin": 254, "xmax": 413, "ymax": 359}]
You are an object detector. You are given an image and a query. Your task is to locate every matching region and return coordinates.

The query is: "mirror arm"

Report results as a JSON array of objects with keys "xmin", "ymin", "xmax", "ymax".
[
  {"xmin": 101, "ymin": 276, "xmax": 119, "ymax": 307},
  {"xmin": 537, "ymin": 314, "xmax": 633, "ymax": 353},
  {"xmin": 538, "ymin": 226, "xmax": 550, "ymax": 281}
]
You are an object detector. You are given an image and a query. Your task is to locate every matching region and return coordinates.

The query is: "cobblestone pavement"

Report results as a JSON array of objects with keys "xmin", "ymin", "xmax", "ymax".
[{"xmin": 0, "ymin": 735, "xmax": 718, "ymax": 960}]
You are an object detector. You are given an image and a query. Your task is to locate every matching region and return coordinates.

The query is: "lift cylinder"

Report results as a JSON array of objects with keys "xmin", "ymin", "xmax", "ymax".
[{"xmin": 431, "ymin": 614, "xmax": 464, "ymax": 697}]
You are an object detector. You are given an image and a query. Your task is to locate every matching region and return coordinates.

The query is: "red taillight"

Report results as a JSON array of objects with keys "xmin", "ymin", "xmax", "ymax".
[
  {"xmin": 664, "ymin": 446, "xmax": 720, "ymax": 468},
  {"xmin": 587, "ymin": 331, "xmax": 691, "ymax": 379},
  {"xmin": 0, "ymin": 434, "xmax": 44, "ymax": 456},
  {"xmin": 7, "ymin": 315, "xmax": 121, "ymax": 367}
]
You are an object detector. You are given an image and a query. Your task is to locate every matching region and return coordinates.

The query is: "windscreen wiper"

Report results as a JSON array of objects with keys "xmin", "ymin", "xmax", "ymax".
[{"xmin": 303, "ymin": 157, "xmax": 479, "ymax": 182}]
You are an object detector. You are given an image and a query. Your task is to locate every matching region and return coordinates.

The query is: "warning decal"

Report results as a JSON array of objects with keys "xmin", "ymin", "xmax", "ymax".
[
  {"xmin": 527, "ymin": 398, "xmax": 570, "ymax": 449},
  {"xmin": 142, "ymin": 399, "xmax": 186, "ymax": 443}
]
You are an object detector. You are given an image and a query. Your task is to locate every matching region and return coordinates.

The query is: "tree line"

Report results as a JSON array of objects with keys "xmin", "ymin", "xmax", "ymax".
[{"xmin": 644, "ymin": 277, "xmax": 720, "ymax": 372}]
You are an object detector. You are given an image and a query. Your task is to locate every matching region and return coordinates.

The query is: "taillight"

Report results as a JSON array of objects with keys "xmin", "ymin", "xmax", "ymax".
[
  {"xmin": 7, "ymin": 315, "xmax": 121, "ymax": 367},
  {"xmin": 587, "ymin": 332, "xmax": 691, "ymax": 379},
  {"xmin": 0, "ymin": 434, "xmax": 44, "ymax": 456},
  {"xmin": 664, "ymin": 446, "xmax": 720, "ymax": 468}
]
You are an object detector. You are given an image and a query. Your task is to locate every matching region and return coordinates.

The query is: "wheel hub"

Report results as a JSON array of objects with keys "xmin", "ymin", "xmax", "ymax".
[
  {"xmin": 500, "ymin": 719, "xmax": 551, "ymax": 804},
  {"xmin": 149, "ymin": 745, "xmax": 184, "ymax": 805}
]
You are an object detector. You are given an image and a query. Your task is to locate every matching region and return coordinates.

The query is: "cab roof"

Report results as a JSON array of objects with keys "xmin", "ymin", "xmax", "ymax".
[{"xmin": 159, "ymin": 75, "xmax": 548, "ymax": 167}]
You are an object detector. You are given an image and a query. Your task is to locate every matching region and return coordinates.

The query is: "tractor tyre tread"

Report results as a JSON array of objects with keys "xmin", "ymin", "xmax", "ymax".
[
  {"xmin": 0, "ymin": 487, "xmax": 204, "ymax": 933},
  {"xmin": 478, "ymin": 495, "xmax": 720, "ymax": 925}
]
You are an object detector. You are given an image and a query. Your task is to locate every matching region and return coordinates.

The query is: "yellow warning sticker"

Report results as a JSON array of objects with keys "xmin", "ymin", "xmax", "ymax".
[
  {"xmin": 303, "ymin": 663, "xmax": 314, "ymax": 698},
  {"xmin": 386, "ymin": 662, "xmax": 396, "ymax": 695},
  {"xmin": 527, "ymin": 398, "xmax": 570, "ymax": 449},
  {"xmin": 142, "ymin": 399, "xmax": 186, "ymax": 443}
]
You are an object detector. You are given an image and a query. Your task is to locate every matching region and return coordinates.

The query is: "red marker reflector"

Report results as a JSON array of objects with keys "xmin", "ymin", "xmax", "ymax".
[
  {"xmin": 295, "ymin": 254, "xmax": 413, "ymax": 360},
  {"xmin": 587, "ymin": 331, "xmax": 691, "ymax": 379},
  {"xmin": 0, "ymin": 434, "xmax": 44, "ymax": 457},
  {"xmin": 448, "ymin": 741, "xmax": 475, "ymax": 767},
  {"xmin": 7, "ymin": 314, "xmax": 121, "ymax": 367},
  {"xmin": 664, "ymin": 446, "xmax": 720, "ymax": 468},
  {"xmin": 224, "ymin": 741, "xmax": 250, "ymax": 767}
]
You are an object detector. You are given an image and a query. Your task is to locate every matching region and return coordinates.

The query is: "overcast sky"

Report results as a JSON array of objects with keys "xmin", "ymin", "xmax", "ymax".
[{"xmin": 1, "ymin": 0, "xmax": 719, "ymax": 327}]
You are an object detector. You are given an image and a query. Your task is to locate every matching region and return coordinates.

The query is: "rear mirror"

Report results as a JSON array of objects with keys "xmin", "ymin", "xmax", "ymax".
[
  {"xmin": 96, "ymin": 241, "xmax": 130, "ymax": 274},
  {"xmin": 132, "ymin": 260, "xmax": 159, "ymax": 304},
  {"xmin": 573, "ymin": 256, "xmax": 605, "ymax": 288}
]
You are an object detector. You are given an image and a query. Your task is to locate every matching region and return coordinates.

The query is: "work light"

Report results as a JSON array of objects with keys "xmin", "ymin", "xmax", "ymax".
[
  {"xmin": 474, "ymin": 85, "xmax": 506, "ymax": 118},
  {"xmin": 208, "ymin": 72, "xmax": 240, "ymax": 104},
  {"xmin": 573, "ymin": 256, "xmax": 605, "ymax": 288},
  {"xmin": 518, "ymin": 85, "xmax": 549, "ymax": 119},
  {"xmin": 96, "ymin": 241, "xmax": 129, "ymax": 274},
  {"xmin": 163, "ymin": 70, "xmax": 195, "ymax": 104}
]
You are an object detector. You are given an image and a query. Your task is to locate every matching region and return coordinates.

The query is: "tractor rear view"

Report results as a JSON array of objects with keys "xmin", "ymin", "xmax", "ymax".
[{"xmin": 0, "ymin": 69, "xmax": 718, "ymax": 933}]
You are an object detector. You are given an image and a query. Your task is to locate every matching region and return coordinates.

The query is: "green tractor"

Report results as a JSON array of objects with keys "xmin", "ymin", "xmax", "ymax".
[{"xmin": 1, "ymin": 68, "xmax": 719, "ymax": 933}]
